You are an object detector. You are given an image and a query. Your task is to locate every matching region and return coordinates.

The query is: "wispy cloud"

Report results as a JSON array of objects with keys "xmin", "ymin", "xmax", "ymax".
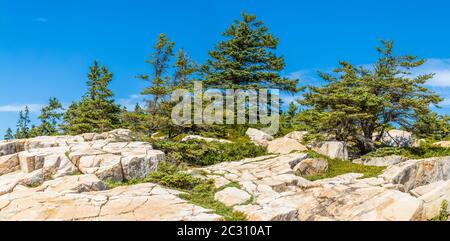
[
  {"xmin": 412, "ymin": 58, "xmax": 450, "ymax": 87},
  {"xmin": 117, "ymin": 94, "xmax": 146, "ymax": 110},
  {"xmin": 33, "ymin": 17, "xmax": 48, "ymax": 23},
  {"xmin": 0, "ymin": 104, "xmax": 43, "ymax": 113}
]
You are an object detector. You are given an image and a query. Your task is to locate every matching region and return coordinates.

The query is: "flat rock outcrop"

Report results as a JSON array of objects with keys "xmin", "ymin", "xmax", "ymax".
[
  {"xmin": 0, "ymin": 130, "xmax": 222, "ymax": 221},
  {"xmin": 1, "ymin": 129, "xmax": 450, "ymax": 221}
]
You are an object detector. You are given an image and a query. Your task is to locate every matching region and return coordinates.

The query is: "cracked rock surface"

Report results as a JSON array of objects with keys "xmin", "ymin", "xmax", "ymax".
[
  {"xmin": 199, "ymin": 153, "xmax": 450, "ymax": 221},
  {"xmin": 1, "ymin": 129, "xmax": 450, "ymax": 221},
  {"xmin": 0, "ymin": 129, "xmax": 221, "ymax": 221}
]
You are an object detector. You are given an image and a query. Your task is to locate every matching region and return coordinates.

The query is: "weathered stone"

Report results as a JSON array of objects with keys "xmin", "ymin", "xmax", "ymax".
[
  {"xmin": 381, "ymin": 130, "xmax": 413, "ymax": 148},
  {"xmin": 284, "ymin": 131, "xmax": 308, "ymax": 142},
  {"xmin": 246, "ymin": 128, "xmax": 274, "ymax": 147},
  {"xmin": 353, "ymin": 155, "xmax": 406, "ymax": 167},
  {"xmin": 417, "ymin": 180, "xmax": 450, "ymax": 220},
  {"xmin": 381, "ymin": 157, "xmax": 450, "ymax": 191},
  {"xmin": 434, "ymin": 141, "xmax": 450, "ymax": 148},
  {"xmin": 267, "ymin": 137, "xmax": 308, "ymax": 154},
  {"xmin": 0, "ymin": 154, "xmax": 19, "ymax": 175},
  {"xmin": 312, "ymin": 141, "xmax": 348, "ymax": 160},
  {"xmin": 294, "ymin": 158, "xmax": 328, "ymax": 176},
  {"xmin": 36, "ymin": 174, "xmax": 106, "ymax": 193},
  {"xmin": 0, "ymin": 182, "xmax": 222, "ymax": 221},
  {"xmin": 0, "ymin": 140, "xmax": 24, "ymax": 156},
  {"xmin": 215, "ymin": 187, "xmax": 251, "ymax": 206}
]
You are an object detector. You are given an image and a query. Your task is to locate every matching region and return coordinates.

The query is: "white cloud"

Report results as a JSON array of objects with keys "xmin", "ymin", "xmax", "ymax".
[
  {"xmin": 33, "ymin": 17, "xmax": 48, "ymax": 23},
  {"xmin": 0, "ymin": 104, "xmax": 43, "ymax": 113},
  {"xmin": 117, "ymin": 94, "xmax": 146, "ymax": 110},
  {"xmin": 413, "ymin": 59, "xmax": 450, "ymax": 87}
]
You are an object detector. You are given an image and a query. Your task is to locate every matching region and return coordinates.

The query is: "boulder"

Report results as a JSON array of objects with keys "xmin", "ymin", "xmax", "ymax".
[
  {"xmin": 215, "ymin": 187, "xmax": 252, "ymax": 206},
  {"xmin": 381, "ymin": 130, "xmax": 413, "ymax": 147},
  {"xmin": 246, "ymin": 128, "xmax": 274, "ymax": 147},
  {"xmin": 312, "ymin": 141, "xmax": 348, "ymax": 160},
  {"xmin": 267, "ymin": 137, "xmax": 308, "ymax": 154},
  {"xmin": 0, "ymin": 154, "xmax": 20, "ymax": 175},
  {"xmin": 416, "ymin": 180, "xmax": 450, "ymax": 220},
  {"xmin": 294, "ymin": 158, "xmax": 328, "ymax": 176},
  {"xmin": 0, "ymin": 140, "xmax": 24, "ymax": 156},
  {"xmin": 353, "ymin": 155, "xmax": 406, "ymax": 167},
  {"xmin": 381, "ymin": 157, "xmax": 450, "ymax": 191},
  {"xmin": 284, "ymin": 131, "xmax": 308, "ymax": 142},
  {"xmin": 434, "ymin": 141, "xmax": 450, "ymax": 148}
]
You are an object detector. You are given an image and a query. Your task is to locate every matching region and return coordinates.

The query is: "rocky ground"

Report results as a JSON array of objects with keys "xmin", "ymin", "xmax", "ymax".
[{"xmin": 0, "ymin": 129, "xmax": 449, "ymax": 221}]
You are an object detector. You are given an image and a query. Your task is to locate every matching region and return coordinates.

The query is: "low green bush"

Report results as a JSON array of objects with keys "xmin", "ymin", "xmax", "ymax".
[
  {"xmin": 179, "ymin": 180, "xmax": 247, "ymax": 221},
  {"xmin": 431, "ymin": 200, "xmax": 449, "ymax": 221},
  {"xmin": 363, "ymin": 146, "xmax": 450, "ymax": 160},
  {"xmin": 304, "ymin": 151, "xmax": 385, "ymax": 181},
  {"xmin": 152, "ymin": 139, "xmax": 267, "ymax": 166},
  {"xmin": 106, "ymin": 162, "xmax": 247, "ymax": 221}
]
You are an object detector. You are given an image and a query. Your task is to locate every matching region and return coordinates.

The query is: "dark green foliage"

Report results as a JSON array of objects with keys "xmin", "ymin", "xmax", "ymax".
[
  {"xmin": 179, "ymin": 181, "xmax": 247, "ymax": 221},
  {"xmin": 105, "ymin": 162, "xmax": 247, "ymax": 221},
  {"xmin": 4, "ymin": 128, "xmax": 14, "ymax": 140},
  {"xmin": 15, "ymin": 106, "xmax": 31, "ymax": 139},
  {"xmin": 363, "ymin": 147, "xmax": 406, "ymax": 158},
  {"xmin": 304, "ymin": 151, "xmax": 385, "ymax": 181},
  {"xmin": 300, "ymin": 41, "xmax": 441, "ymax": 154},
  {"xmin": 152, "ymin": 139, "xmax": 267, "ymax": 166},
  {"xmin": 139, "ymin": 33, "xmax": 175, "ymax": 114},
  {"xmin": 62, "ymin": 61, "xmax": 122, "ymax": 135},
  {"xmin": 411, "ymin": 112, "xmax": 450, "ymax": 140},
  {"xmin": 146, "ymin": 162, "xmax": 204, "ymax": 189},
  {"xmin": 363, "ymin": 144, "xmax": 450, "ymax": 160},
  {"xmin": 174, "ymin": 49, "xmax": 197, "ymax": 88},
  {"xmin": 202, "ymin": 12, "xmax": 298, "ymax": 92},
  {"xmin": 33, "ymin": 98, "xmax": 64, "ymax": 136}
]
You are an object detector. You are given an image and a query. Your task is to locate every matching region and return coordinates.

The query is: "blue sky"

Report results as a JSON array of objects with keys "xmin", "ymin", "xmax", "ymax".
[{"xmin": 1, "ymin": 0, "xmax": 450, "ymax": 137}]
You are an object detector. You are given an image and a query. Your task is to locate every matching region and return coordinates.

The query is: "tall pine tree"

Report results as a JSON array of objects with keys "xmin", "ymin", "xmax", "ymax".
[
  {"xmin": 15, "ymin": 106, "xmax": 31, "ymax": 139},
  {"xmin": 37, "ymin": 97, "xmax": 64, "ymax": 136},
  {"xmin": 173, "ymin": 49, "xmax": 197, "ymax": 89},
  {"xmin": 202, "ymin": 12, "xmax": 298, "ymax": 92},
  {"xmin": 139, "ymin": 33, "xmax": 175, "ymax": 114},
  {"xmin": 63, "ymin": 61, "xmax": 122, "ymax": 135}
]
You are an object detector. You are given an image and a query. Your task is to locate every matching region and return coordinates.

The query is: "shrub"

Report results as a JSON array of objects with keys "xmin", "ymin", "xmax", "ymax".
[
  {"xmin": 152, "ymin": 139, "xmax": 266, "ymax": 166},
  {"xmin": 363, "ymin": 146, "xmax": 450, "ymax": 160},
  {"xmin": 431, "ymin": 200, "xmax": 449, "ymax": 221},
  {"xmin": 305, "ymin": 151, "xmax": 385, "ymax": 181}
]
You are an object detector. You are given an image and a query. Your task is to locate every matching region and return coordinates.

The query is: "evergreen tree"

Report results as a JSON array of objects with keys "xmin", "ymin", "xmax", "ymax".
[
  {"xmin": 37, "ymin": 97, "xmax": 64, "ymax": 136},
  {"xmin": 173, "ymin": 49, "xmax": 197, "ymax": 89},
  {"xmin": 62, "ymin": 61, "xmax": 122, "ymax": 135},
  {"xmin": 4, "ymin": 128, "xmax": 14, "ymax": 140},
  {"xmin": 300, "ymin": 41, "xmax": 441, "ymax": 154},
  {"xmin": 412, "ymin": 112, "xmax": 450, "ymax": 140},
  {"xmin": 15, "ymin": 106, "xmax": 31, "ymax": 139},
  {"xmin": 202, "ymin": 12, "xmax": 298, "ymax": 92},
  {"xmin": 287, "ymin": 102, "xmax": 298, "ymax": 120},
  {"xmin": 139, "ymin": 33, "xmax": 175, "ymax": 114}
]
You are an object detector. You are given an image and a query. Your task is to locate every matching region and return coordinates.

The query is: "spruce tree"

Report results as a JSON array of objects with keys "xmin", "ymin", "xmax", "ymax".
[
  {"xmin": 62, "ymin": 61, "xmax": 122, "ymax": 135},
  {"xmin": 15, "ymin": 106, "xmax": 31, "ymax": 139},
  {"xmin": 139, "ymin": 33, "xmax": 175, "ymax": 114},
  {"xmin": 38, "ymin": 97, "xmax": 64, "ymax": 136},
  {"xmin": 300, "ymin": 41, "xmax": 442, "ymax": 154},
  {"xmin": 202, "ymin": 12, "xmax": 298, "ymax": 92},
  {"xmin": 4, "ymin": 128, "xmax": 14, "ymax": 140},
  {"xmin": 174, "ymin": 49, "xmax": 197, "ymax": 89}
]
